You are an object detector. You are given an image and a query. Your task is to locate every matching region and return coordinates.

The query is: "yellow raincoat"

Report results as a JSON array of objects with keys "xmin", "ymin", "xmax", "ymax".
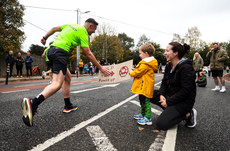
[{"xmin": 130, "ymin": 57, "xmax": 158, "ymax": 98}]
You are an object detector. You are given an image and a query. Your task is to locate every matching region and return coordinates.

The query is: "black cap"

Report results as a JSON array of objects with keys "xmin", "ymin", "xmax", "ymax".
[{"xmin": 85, "ymin": 18, "xmax": 98, "ymax": 26}]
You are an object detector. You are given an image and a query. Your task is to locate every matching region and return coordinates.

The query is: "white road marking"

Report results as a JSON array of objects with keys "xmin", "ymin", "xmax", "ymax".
[
  {"xmin": 148, "ymin": 131, "xmax": 166, "ymax": 151},
  {"xmin": 130, "ymin": 100, "xmax": 162, "ymax": 116},
  {"xmin": 130, "ymin": 80, "xmax": 178, "ymax": 151},
  {"xmin": 1, "ymin": 89, "xmax": 30, "ymax": 93},
  {"xmin": 29, "ymin": 94, "xmax": 138, "ymax": 151},
  {"xmin": 162, "ymin": 125, "xmax": 177, "ymax": 151},
  {"xmin": 71, "ymin": 83, "xmax": 120, "ymax": 94},
  {"xmin": 86, "ymin": 125, "xmax": 117, "ymax": 151}
]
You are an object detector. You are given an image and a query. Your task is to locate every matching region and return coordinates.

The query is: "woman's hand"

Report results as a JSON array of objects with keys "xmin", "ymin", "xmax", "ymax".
[{"xmin": 159, "ymin": 95, "xmax": 168, "ymax": 108}]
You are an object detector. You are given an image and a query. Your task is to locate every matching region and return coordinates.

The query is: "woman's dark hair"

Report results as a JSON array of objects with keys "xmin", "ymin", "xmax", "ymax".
[{"xmin": 168, "ymin": 42, "xmax": 190, "ymax": 59}]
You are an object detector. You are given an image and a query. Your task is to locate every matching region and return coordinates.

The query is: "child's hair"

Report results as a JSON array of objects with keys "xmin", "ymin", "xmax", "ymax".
[
  {"xmin": 139, "ymin": 43, "xmax": 155, "ymax": 56},
  {"xmin": 200, "ymin": 71, "xmax": 205, "ymax": 75}
]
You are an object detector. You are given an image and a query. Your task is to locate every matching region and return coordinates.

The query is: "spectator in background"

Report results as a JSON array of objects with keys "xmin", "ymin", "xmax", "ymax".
[
  {"xmin": 100, "ymin": 57, "xmax": 106, "ymax": 66},
  {"xmin": 25, "ymin": 52, "xmax": 33, "ymax": 77},
  {"xmin": 193, "ymin": 52, "xmax": 203, "ymax": 79},
  {"xmin": 206, "ymin": 42, "xmax": 228, "ymax": 92},
  {"xmin": 79, "ymin": 59, "xmax": 84, "ymax": 75},
  {"xmin": 226, "ymin": 66, "xmax": 229, "ymax": 73},
  {"xmin": 16, "ymin": 52, "xmax": 24, "ymax": 77},
  {"xmin": 196, "ymin": 71, "xmax": 207, "ymax": 87},
  {"xmin": 158, "ymin": 63, "xmax": 162, "ymax": 73},
  {"xmin": 88, "ymin": 61, "xmax": 94, "ymax": 75},
  {"xmin": 5, "ymin": 50, "xmax": 15, "ymax": 78},
  {"xmin": 207, "ymin": 65, "xmax": 211, "ymax": 77}
]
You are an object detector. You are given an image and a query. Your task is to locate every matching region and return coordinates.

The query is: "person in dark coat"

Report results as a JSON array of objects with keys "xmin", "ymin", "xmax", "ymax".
[
  {"xmin": 150, "ymin": 42, "xmax": 197, "ymax": 130},
  {"xmin": 16, "ymin": 52, "xmax": 24, "ymax": 77},
  {"xmin": 5, "ymin": 50, "xmax": 15, "ymax": 77},
  {"xmin": 25, "ymin": 52, "xmax": 33, "ymax": 77},
  {"xmin": 196, "ymin": 71, "xmax": 207, "ymax": 87}
]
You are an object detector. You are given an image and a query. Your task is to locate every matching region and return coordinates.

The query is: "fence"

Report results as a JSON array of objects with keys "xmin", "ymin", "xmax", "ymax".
[{"xmin": 0, "ymin": 53, "xmax": 46, "ymax": 77}]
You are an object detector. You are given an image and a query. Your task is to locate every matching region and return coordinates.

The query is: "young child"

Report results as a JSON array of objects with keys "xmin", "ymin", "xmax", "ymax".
[
  {"xmin": 196, "ymin": 71, "xmax": 207, "ymax": 87},
  {"xmin": 130, "ymin": 43, "xmax": 158, "ymax": 125}
]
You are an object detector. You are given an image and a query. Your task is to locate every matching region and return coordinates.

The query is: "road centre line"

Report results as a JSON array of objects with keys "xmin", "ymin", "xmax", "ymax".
[
  {"xmin": 130, "ymin": 100, "xmax": 162, "ymax": 116},
  {"xmin": 29, "ymin": 94, "xmax": 138, "ymax": 151},
  {"xmin": 130, "ymin": 81, "xmax": 177, "ymax": 151},
  {"xmin": 29, "ymin": 82, "xmax": 162, "ymax": 150},
  {"xmin": 86, "ymin": 125, "xmax": 117, "ymax": 151}
]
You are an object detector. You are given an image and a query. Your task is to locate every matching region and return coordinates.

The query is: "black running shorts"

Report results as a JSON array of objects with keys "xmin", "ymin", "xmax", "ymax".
[
  {"xmin": 47, "ymin": 47, "xmax": 69, "ymax": 75},
  {"xmin": 46, "ymin": 61, "xmax": 51, "ymax": 71},
  {"xmin": 211, "ymin": 70, "xmax": 223, "ymax": 77}
]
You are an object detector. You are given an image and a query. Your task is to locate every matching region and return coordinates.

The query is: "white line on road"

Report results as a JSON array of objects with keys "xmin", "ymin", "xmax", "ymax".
[
  {"xmin": 71, "ymin": 83, "xmax": 120, "ymax": 94},
  {"xmin": 148, "ymin": 131, "xmax": 166, "ymax": 151},
  {"xmin": 29, "ymin": 94, "xmax": 138, "ymax": 151},
  {"xmin": 130, "ymin": 100, "xmax": 162, "ymax": 116},
  {"xmin": 162, "ymin": 125, "xmax": 177, "ymax": 151},
  {"xmin": 86, "ymin": 125, "xmax": 117, "ymax": 151}
]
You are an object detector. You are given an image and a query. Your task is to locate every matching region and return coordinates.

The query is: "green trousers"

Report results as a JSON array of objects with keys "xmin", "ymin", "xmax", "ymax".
[{"xmin": 140, "ymin": 95, "xmax": 151, "ymax": 119}]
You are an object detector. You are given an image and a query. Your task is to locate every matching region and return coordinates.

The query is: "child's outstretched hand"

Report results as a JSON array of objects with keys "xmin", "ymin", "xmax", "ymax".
[{"xmin": 129, "ymin": 67, "xmax": 135, "ymax": 74}]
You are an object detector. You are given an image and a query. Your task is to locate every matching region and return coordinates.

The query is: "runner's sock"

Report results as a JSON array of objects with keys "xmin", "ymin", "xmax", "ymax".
[
  {"xmin": 64, "ymin": 98, "xmax": 72, "ymax": 107},
  {"xmin": 33, "ymin": 94, "xmax": 45, "ymax": 106}
]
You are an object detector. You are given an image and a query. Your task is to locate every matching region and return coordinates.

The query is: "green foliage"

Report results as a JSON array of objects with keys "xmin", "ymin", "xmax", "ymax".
[
  {"xmin": 90, "ymin": 34, "xmax": 124, "ymax": 64},
  {"xmin": 0, "ymin": 0, "xmax": 25, "ymax": 55},
  {"xmin": 28, "ymin": 44, "xmax": 46, "ymax": 56},
  {"xmin": 198, "ymin": 45, "xmax": 210, "ymax": 66},
  {"xmin": 118, "ymin": 33, "xmax": 134, "ymax": 62},
  {"xmin": 172, "ymin": 26, "xmax": 206, "ymax": 52}
]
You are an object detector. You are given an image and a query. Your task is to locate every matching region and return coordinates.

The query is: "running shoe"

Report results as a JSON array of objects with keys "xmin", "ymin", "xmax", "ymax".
[
  {"xmin": 63, "ymin": 104, "xmax": 78, "ymax": 113},
  {"xmin": 21, "ymin": 98, "xmax": 37, "ymax": 127},
  {"xmin": 133, "ymin": 113, "xmax": 144, "ymax": 120},
  {"xmin": 137, "ymin": 117, "xmax": 152, "ymax": 125},
  {"xmin": 185, "ymin": 108, "xmax": 197, "ymax": 128},
  {"xmin": 211, "ymin": 87, "xmax": 220, "ymax": 91}
]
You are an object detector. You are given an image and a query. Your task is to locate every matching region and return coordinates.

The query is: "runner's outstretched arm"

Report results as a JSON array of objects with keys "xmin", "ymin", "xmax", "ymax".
[
  {"xmin": 82, "ymin": 47, "xmax": 110, "ymax": 76},
  {"xmin": 41, "ymin": 26, "xmax": 61, "ymax": 45}
]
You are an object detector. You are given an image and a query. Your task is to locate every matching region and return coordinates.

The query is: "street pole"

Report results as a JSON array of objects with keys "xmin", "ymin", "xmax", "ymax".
[
  {"xmin": 76, "ymin": 8, "xmax": 80, "ymax": 68},
  {"xmin": 76, "ymin": 9, "xmax": 90, "ymax": 68}
]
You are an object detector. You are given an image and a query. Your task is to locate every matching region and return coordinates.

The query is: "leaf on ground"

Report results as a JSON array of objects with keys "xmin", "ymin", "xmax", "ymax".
[
  {"xmin": 153, "ymin": 130, "xmax": 159, "ymax": 133},
  {"xmin": 138, "ymin": 127, "xmax": 144, "ymax": 131}
]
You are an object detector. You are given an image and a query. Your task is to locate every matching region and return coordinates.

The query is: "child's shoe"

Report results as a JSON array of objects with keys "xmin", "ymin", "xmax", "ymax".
[
  {"xmin": 133, "ymin": 113, "xmax": 144, "ymax": 120},
  {"xmin": 137, "ymin": 117, "xmax": 152, "ymax": 125}
]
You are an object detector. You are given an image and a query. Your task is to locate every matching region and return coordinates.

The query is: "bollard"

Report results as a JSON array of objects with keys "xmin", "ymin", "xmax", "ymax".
[{"xmin": 5, "ymin": 65, "xmax": 10, "ymax": 85}]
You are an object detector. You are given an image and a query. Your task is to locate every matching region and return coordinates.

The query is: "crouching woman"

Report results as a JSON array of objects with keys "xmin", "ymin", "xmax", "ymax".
[{"xmin": 150, "ymin": 42, "xmax": 197, "ymax": 130}]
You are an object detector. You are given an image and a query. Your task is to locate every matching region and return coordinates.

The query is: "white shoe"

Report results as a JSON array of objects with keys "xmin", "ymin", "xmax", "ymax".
[
  {"xmin": 220, "ymin": 88, "xmax": 226, "ymax": 93},
  {"xmin": 211, "ymin": 87, "xmax": 220, "ymax": 91}
]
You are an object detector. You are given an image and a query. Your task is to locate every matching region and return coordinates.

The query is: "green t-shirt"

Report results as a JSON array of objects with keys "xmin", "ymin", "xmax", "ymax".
[
  {"xmin": 45, "ymin": 47, "xmax": 50, "ymax": 62},
  {"xmin": 51, "ymin": 24, "xmax": 89, "ymax": 52}
]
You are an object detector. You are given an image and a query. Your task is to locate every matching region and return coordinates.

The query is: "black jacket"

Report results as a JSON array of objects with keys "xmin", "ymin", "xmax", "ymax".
[
  {"xmin": 159, "ymin": 58, "xmax": 196, "ymax": 115},
  {"xmin": 5, "ymin": 54, "xmax": 15, "ymax": 65}
]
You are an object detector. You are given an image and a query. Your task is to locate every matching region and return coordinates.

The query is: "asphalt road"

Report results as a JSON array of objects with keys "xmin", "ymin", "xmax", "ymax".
[{"xmin": 0, "ymin": 74, "xmax": 229, "ymax": 151}]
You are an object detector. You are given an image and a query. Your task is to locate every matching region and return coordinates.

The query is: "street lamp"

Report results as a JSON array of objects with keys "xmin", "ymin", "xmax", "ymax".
[{"xmin": 76, "ymin": 9, "xmax": 90, "ymax": 67}]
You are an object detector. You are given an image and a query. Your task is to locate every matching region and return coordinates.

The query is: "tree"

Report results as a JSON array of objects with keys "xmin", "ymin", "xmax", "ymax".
[
  {"xmin": 198, "ymin": 45, "xmax": 210, "ymax": 66},
  {"xmin": 90, "ymin": 34, "xmax": 124, "ymax": 64},
  {"xmin": 151, "ymin": 42, "xmax": 167, "ymax": 65},
  {"xmin": 118, "ymin": 33, "xmax": 134, "ymax": 62},
  {"xmin": 136, "ymin": 34, "xmax": 150, "ymax": 48},
  {"xmin": 172, "ymin": 26, "xmax": 206, "ymax": 52},
  {"xmin": 0, "ymin": 0, "xmax": 25, "ymax": 55},
  {"xmin": 29, "ymin": 44, "xmax": 46, "ymax": 56}
]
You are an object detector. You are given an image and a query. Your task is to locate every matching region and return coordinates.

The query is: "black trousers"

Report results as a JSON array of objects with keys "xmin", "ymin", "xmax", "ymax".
[
  {"xmin": 150, "ymin": 90, "xmax": 186, "ymax": 130},
  {"xmin": 26, "ymin": 66, "xmax": 32, "ymax": 76},
  {"xmin": 16, "ymin": 65, "xmax": 23, "ymax": 76}
]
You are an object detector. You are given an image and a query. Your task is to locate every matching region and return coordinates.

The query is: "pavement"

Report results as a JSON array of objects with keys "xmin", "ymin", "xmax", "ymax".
[{"xmin": 0, "ymin": 73, "xmax": 97, "ymax": 84}]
